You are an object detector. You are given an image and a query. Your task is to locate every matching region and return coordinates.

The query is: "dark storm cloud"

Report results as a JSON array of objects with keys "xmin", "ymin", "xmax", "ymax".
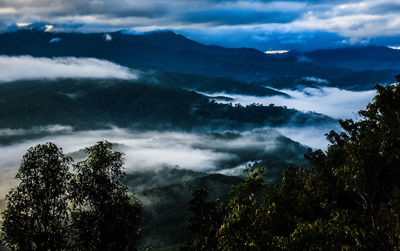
[
  {"xmin": 0, "ymin": 0, "xmax": 168, "ymax": 19},
  {"xmin": 0, "ymin": 0, "xmax": 399, "ymax": 50},
  {"xmin": 0, "ymin": 0, "xmax": 377, "ymax": 25},
  {"xmin": 182, "ymin": 9, "xmax": 301, "ymax": 25}
]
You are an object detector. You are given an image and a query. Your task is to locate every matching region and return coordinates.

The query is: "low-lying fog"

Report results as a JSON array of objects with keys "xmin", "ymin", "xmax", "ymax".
[
  {"xmin": 0, "ymin": 56, "xmax": 378, "ymax": 199},
  {"xmin": 208, "ymin": 86, "xmax": 375, "ymax": 119},
  {"xmin": 275, "ymin": 124, "xmax": 341, "ymax": 151},
  {"xmin": 0, "ymin": 126, "xmax": 304, "ymax": 198},
  {"xmin": 205, "ymin": 86, "xmax": 376, "ymax": 149}
]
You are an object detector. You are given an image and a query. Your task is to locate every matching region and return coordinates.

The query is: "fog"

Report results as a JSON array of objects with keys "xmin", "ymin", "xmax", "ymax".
[
  {"xmin": 0, "ymin": 125, "xmax": 73, "ymax": 136},
  {"xmin": 275, "ymin": 124, "xmax": 341, "ymax": 150},
  {"xmin": 209, "ymin": 86, "xmax": 376, "ymax": 119},
  {"xmin": 0, "ymin": 127, "xmax": 290, "ymax": 197},
  {"xmin": 0, "ymin": 56, "xmax": 138, "ymax": 82}
]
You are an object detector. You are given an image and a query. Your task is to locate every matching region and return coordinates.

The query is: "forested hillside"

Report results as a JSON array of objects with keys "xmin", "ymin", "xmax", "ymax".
[
  {"xmin": 1, "ymin": 76, "xmax": 400, "ymax": 250},
  {"xmin": 0, "ymin": 30, "xmax": 396, "ymax": 89},
  {"xmin": 0, "ymin": 79, "xmax": 333, "ymax": 136},
  {"xmin": 184, "ymin": 75, "xmax": 400, "ymax": 250}
]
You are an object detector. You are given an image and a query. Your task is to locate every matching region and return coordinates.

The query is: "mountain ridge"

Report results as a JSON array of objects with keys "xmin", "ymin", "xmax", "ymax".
[
  {"xmin": 292, "ymin": 46, "xmax": 400, "ymax": 71},
  {"xmin": 0, "ymin": 30, "xmax": 397, "ymax": 89}
]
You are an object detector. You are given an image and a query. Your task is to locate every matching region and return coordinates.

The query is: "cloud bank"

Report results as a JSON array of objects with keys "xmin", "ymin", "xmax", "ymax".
[
  {"xmin": 0, "ymin": 56, "xmax": 138, "ymax": 82},
  {"xmin": 0, "ymin": 127, "xmax": 284, "ymax": 172},
  {"xmin": 0, "ymin": 126, "xmax": 307, "ymax": 197},
  {"xmin": 210, "ymin": 86, "xmax": 376, "ymax": 119},
  {"xmin": 275, "ymin": 124, "xmax": 341, "ymax": 151},
  {"xmin": 1, "ymin": 0, "xmax": 400, "ymax": 50}
]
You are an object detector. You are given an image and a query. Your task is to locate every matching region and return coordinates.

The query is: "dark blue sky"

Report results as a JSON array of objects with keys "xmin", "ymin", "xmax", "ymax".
[{"xmin": 0, "ymin": 0, "xmax": 399, "ymax": 51}]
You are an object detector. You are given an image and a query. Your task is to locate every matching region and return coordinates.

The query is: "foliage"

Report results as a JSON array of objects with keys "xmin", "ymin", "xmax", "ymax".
[
  {"xmin": 1, "ymin": 141, "xmax": 142, "ymax": 251},
  {"xmin": 71, "ymin": 141, "xmax": 142, "ymax": 251},
  {"xmin": 187, "ymin": 75, "xmax": 400, "ymax": 250},
  {"xmin": 185, "ymin": 189, "xmax": 225, "ymax": 250},
  {"xmin": 1, "ymin": 143, "xmax": 72, "ymax": 250},
  {"xmin": 0, "ymin": 79, "xmax": 333, "ymax": 135},
  {"xmin": 216, "ymin": 168, "xmax": 278, "ymax": 250},
  {"xmin": 133, "ymin": 169, "xmax": 242, "ymax": 249}
]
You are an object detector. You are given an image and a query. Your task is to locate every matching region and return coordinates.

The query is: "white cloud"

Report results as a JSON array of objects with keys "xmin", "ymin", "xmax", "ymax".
[
  {"xmin": 44, "ymin": 24, "xmax": 53, "ymax": 32},
  {"xmin": 0, "ymin": 7, "xmax": 16, "ymax": 14},
  {"xmin": 302, "ymin": 76, "xmax": 329, "ymax": 84},
  {"xmin": 265, "ymin": 50, "xmax": 288, "ymax": 54},
  {"xmin": 0, "ymin": 127, "xmax": 282, "ymax": 173},
  {"xmin": 0, "ymin": 124, "xmax": 332, "ymax": 198},
  {"xmin": 275, "ymin": 124, "xmax": 341, "ymax": 150},
  {"xmin": 0, "ymin": 56, "xmax": 139, "ymax": 82},
  {"xmin": 0, "ymin": 127, "xmax": 292, "ymax": 197},
  {"xmin": 1, "ymin": 0, "xmax": 400, "ymax": 43},
  {"xmin": 207, "ymin": 86, "xmax": 376, "ymax": 119},
  {"xmin": 290, "ymin": 0, "xmax": 400, "ymax": 39},
  {"xmin": 0, "ymin": 125, "xmax": 73, "ymax": 136},
  {"xmin": 104, "ymin": 33, "xmax": 112, "ymax": 41},
  {"xmin": 49, "ymin": 37, "xmax": 61, "ymax": 43}
]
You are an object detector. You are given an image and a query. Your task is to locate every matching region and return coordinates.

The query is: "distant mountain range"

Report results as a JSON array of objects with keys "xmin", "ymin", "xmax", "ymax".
[
  {"xmin": 0, "ymin": 30, "xmax": 398, "ymax": 90},
  {"xmin": 292, "ymin": 46, "xmax": 400, "ymax": 72}
]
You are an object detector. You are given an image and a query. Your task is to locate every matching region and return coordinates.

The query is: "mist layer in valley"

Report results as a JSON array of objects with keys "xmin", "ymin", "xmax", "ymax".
[
  {"xmin": 204, "ymin": 85, "xmax": 377, "ymax": 148},
  {"xmin": 0, "ymin": 50, "xmax": 385, "ymax": 248},
  {"xmin": 0, "ymin": 56, "xmax": 376, "ymax": 195},
  {"xmin": 0, "ymin": 127, "xmax": 308, "ymax": 196}
]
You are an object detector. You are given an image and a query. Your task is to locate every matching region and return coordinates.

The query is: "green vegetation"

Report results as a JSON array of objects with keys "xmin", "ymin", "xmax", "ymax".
[
  {"xmin": 1, "ymin": 141, "xmax": 141, "ymax": 251},
  {"xmin": 186, "ymin": 76, "xmax": 400, "ymax": 250},
  {"xmin": 1, "ymin": 143, "xmax": 72, "ymax": 250},
  {"xmin": 0, "ymin": 79, "xmax": 333, "ymax": 137},
  {"xmin": 2, "ymin": 76, "xmax": 400, "ymax": 249},
  {"xmin": 70, "ymin": 142, "xmax": 142, "ymax": 250},
  {"xmin": 127, "ymin": 169, "xmax": 243, "ymax": 248}
]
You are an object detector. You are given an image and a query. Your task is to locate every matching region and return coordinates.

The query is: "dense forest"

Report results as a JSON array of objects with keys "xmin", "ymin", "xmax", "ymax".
[
  {"xmin": 1, "ymin": 76, "xmax": 400, "ymax": 250},
  {"xmin": 184, "ymin": 75, "xmax": 400, "ymax": 250},
  {"xmin": 0, "ymin": 79, "xmax": 333, "ymax": 144}
]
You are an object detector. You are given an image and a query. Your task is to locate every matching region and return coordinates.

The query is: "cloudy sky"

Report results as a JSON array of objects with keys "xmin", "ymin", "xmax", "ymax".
[{"xmin": 0, "ymin": 0, "xmax": 399, "ymax": 50}]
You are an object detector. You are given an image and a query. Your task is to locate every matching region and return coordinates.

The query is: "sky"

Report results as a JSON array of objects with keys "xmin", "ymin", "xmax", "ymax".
[{"xmin": 0, "ymin": 0, "xmax": 399, "ymax": 51}]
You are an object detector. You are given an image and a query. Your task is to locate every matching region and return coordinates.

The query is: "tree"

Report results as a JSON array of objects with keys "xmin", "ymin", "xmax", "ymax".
[
  {"xmin": 294, "ymin": 76, "xmax": 400, "ymax": 249},
  {"xmin": 70, "ymin": 141, "xmax": 142, "ymax": 251},
  {"xmin": 216, "ymin": 167, "xmax": 279, "ymax": 250},
  {"xmin": 1, "ymin": 143, "xmax": 72, "ymax": 250},
  {"xmin": 188, "ymin": 75, "xmax": 400, "ymax": 250},
  {"xmin": 185, "ymin": 188, "xmax": 225, "ymax": 251}
]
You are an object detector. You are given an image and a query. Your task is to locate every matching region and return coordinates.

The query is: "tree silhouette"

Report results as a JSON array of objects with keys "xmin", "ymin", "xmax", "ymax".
[
  {"xmin": 1, "ymin": 141, "xmax": 142, "ymax": 250},
  {"xmin": 70, "ymin": 141, "xmax": 142, "ymax": 251},
  {"xmin": 187, "ymin": 75, "xmax": 400, "ymax": 250},
  {"xmin": 1, "ymin": 143, "xmax": 72, "ymax": 250}
]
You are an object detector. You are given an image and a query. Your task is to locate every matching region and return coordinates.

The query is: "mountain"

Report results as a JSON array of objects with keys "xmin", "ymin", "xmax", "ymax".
[
  {"xmin": 0, "ymin": 30, "xmax": 397, "ymax": 89},
  {"xmin": 295, "ymin": 46, "xmax": 400, "ymax": 71},
  {"xmin": 148, "ymin": 71, "xmax": 287, "ymax": 97},
  {"xmin": 0, "ymin": 79, "xmax": 334, "ymax": 142}
]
